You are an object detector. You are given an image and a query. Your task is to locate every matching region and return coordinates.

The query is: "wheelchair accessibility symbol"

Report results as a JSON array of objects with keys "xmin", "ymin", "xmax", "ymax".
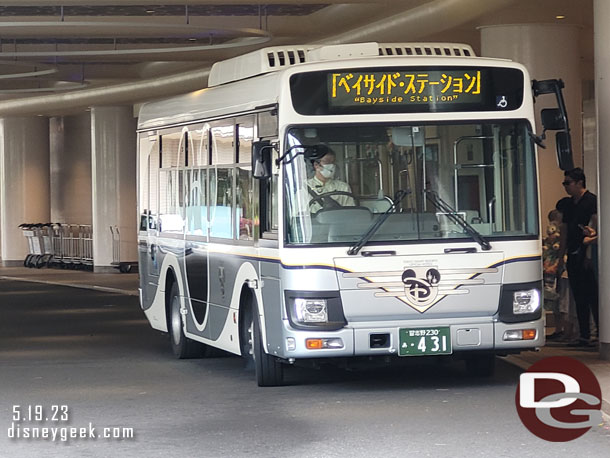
[{"xmin": 496, "ymin": 95, "xmax": 508, "ymax": 108}]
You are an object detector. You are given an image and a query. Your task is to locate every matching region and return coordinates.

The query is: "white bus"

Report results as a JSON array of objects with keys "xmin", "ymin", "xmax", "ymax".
[{"xmin": 137, "ymin": 42, "xmax": 572, "ymax": 386}]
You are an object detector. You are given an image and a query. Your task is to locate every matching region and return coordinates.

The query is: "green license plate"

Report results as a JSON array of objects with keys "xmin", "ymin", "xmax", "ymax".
[{"xmin": 399, "ymin": 327, "xmax": 452, "ymax": 356}]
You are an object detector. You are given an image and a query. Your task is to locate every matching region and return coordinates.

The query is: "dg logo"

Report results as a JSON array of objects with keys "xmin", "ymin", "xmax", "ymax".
[{"xmin": 401, "ymin": 268, "xmax": 441, "ymax": 308}]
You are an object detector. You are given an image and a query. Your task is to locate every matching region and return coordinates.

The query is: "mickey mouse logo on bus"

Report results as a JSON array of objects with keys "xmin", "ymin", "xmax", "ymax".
[{"xmin": 401, "ymin": 268, "xmax": 441, "ymax": 308}]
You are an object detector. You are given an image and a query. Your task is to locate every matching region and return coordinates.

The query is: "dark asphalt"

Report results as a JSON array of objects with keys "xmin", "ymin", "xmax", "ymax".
[{"xmin": 0, "ymin": 279, "xmax": 608, "ymax": 457}]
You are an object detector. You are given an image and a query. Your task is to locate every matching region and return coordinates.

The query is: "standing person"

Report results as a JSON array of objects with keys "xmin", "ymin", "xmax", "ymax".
[
  {"xmin": 557, "ymin": 168, "xmax": 599, "ymax": 347},
  {"xmin": 307, "ymin": 146, "xmax": 355, "ymax": 213}
]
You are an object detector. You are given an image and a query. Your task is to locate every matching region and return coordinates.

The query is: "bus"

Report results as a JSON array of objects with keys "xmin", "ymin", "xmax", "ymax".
[{"xmin": 136, "ymin": 42, "xmax": 572, "ymax": 386}]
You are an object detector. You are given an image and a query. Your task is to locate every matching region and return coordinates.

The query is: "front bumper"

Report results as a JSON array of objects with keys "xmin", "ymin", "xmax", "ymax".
[{"xmin": 269, "ymin": 317, "xmax": 544, "ymax": 359}]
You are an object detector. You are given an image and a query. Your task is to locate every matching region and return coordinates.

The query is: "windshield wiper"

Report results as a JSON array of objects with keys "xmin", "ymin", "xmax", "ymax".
[
  {"xmin": 424, "ymin": 189, "xmax": 491, "ymax": 251},
  {"xmin": 347, "ymin": 189, "xmax": 410, "ymax": 256}
]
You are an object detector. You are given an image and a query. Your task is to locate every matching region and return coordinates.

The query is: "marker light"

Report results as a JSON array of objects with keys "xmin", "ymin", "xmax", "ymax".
[{"xmin": 286, "ymin": 337, "xmax": 296, "ymax": 351}]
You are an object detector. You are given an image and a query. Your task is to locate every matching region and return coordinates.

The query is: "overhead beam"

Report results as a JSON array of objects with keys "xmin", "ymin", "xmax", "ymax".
[{"xmin": 0, "ymin": 1, "xmax": 389, "ymax": 5}]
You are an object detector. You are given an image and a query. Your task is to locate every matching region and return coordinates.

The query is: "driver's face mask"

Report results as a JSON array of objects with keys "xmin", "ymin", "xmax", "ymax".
[{"xmin": 319, "ymin": 163, "xmax": 336, "ymax": 179}]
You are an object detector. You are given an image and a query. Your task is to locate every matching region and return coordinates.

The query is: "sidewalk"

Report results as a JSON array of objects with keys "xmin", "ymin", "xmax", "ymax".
[
  {"xmin": 1, "ymin": 265, "xmax": 608, "ymax": 418},
  {"xmin": 0, "ymin": 265, "xmax": 139, "ymax": 296}
]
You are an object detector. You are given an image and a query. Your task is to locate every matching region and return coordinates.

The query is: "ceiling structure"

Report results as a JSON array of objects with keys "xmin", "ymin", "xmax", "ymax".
[{"xmin": 0, "ymin": 0, "xmax": 593, "ymax": 116}]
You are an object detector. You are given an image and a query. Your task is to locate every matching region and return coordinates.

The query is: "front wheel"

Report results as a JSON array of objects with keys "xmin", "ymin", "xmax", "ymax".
[
  {"xmin": 168, "ymin": 282, "xmax": 208, "ymax": 359},
  {"xmin": 243, "ymin": 302, "xmax": 284, "ymax": 387}
]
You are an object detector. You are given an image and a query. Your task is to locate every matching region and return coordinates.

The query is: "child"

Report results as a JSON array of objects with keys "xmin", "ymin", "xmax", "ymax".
[
  {"xmin": 543, "ymin": 208, "xmax": 578, "ymax": 341},
  {"xmin": 542, "ymin": 209, "xmax": 562, "ymax": 336}
]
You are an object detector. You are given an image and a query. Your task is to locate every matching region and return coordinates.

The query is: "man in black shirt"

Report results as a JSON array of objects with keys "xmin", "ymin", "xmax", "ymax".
[{"xmin": 557, "ymin": 168, "xmax": 599, "ymax": 346}]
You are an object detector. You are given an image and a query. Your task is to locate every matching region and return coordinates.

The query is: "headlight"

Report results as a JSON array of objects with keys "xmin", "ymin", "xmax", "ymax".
[
  {"xmin": 294, "ymin": 298, "xmax": 328, "ymax": 323},
  {"xmin": 513, "ymin": 289, "xmax": 540, "ymax": 314},
  {"xmin": 285, "ymin": 291, "xmax": 347, "ymax": 330}
]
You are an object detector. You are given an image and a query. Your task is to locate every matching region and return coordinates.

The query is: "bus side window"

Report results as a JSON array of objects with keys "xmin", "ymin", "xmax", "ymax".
[{"xmin": 236, "ymin": 116, "xmax": 255, "ymax": 241}]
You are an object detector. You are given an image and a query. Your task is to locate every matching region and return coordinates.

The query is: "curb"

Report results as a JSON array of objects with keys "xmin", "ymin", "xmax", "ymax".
[{"xmin": 0, "ymin": 275, "xmax": 139, "ymax": 297}]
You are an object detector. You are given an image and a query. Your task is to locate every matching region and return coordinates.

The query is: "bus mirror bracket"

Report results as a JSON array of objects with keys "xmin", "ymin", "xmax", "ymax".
[
  {"xmin": 532, "ymin": 78, "xmax": 573, "ymax": 171},
  {"xmin": 252, "ymin": 140, "xmax": 274, "ymax": 180}
]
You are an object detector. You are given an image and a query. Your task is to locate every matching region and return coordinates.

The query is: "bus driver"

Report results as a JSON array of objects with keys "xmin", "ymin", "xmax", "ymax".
[{"xmin": 307, "ymin": 146, "xmax": 355, "ymax": 213}]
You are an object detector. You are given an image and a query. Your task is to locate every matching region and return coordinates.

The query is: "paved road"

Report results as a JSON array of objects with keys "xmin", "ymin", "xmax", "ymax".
[{"xmin": 1, "ymin": 280, "xmax": 608, "ymax": 457}]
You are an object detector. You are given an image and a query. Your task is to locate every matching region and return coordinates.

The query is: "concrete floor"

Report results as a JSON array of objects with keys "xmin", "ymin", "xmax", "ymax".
[{"xmin": 1, "ymin": 279, "xmax": 609, "ymax": 457}]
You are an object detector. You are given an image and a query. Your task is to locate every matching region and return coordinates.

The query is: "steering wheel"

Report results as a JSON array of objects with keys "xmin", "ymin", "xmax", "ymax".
[{"xmin": 308, "ymin": 191, "xmax": 359, "ymax": 210}]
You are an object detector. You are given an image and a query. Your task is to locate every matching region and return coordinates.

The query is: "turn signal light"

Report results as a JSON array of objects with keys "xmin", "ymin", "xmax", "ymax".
[
  {"xmin": 523, "ymin": 329, "xmax": 537, "ymax": 340},
  {"xmin": 306, "ymin": 339, "xmax": 323, "ymax": 349},
  {"xmin": 503, "ymin": 329, "xmax": 538, "ymax": 341},
  {"xmin": 305, "ymin": 338, "xmax": 344, "ymax": 350}
]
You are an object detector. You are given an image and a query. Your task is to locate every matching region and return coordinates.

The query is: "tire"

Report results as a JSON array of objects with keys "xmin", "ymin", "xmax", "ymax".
[
  {"xmin": 168, "ymin": 282, "xmax": 208, "ymax": 359},
  {"xmin": 243, "ymin": 301, "xmax": 284, "ymax": 387},
  {"xmin": 35, "ymin": 255, "xmax": 47, "ymax": 268},
  {"xmin": 119, "ymin": 263, "xmax": 132, "ymax": 273},
  {"xmin": 24, "ymin": 254, "xmax": 33, "ymax": 268},
  {"xmin": 464, "ymin": 353, "xmax": 496, "ymax": 377}
]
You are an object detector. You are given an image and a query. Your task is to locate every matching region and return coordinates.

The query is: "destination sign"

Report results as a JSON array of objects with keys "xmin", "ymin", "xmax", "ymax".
[
  {"xmin": 328, "ymin": 70, "xmax": 482, "ymax": 108},
  {"xmin": 289, "ymin": 67, "xmax": 524, "ymax": 115}
]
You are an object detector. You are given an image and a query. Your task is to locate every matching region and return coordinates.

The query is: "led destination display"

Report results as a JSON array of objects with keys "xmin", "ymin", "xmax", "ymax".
[
  {"xmin": 329, "ymin": 70, "xmax": 482, "ymax": 108},
  {"xmin": 290, "ymin": 66, "xmax": 524, "ymax": 115}
]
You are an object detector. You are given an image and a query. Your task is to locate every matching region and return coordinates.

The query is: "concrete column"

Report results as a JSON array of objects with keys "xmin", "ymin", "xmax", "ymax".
[
  {"xmin": 90, "ymin": 106, "xmax": 137, "ymax": 272},
  {"xmin": 594, "ymin": 0, "xmax": 610, "ymax": 359},
  {"xmin": 50, "ymin": 113, "xmax": 92, "ymax": 224},
  {"xmin": 0, "ymin": 117, "xmax": 50, "ymax": 265},
  {"xmin": 480, "ymin": 24, "xmax": 582, "ymax": 235}
]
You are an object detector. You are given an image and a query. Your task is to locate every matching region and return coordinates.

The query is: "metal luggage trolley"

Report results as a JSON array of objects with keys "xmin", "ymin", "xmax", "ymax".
[
  {"xmin": 78, "ymin": 225, "xmax": 94, "ymax": 270},
  {"xmin": 58, "ymin": 224, "xmax": 79, "ymax": 269},
  {"xmin": 110, "ymin": 225, "xmax": 133, "ymax": 273},
  {"xmin": 39, "ymin": 224, "xmax": 55, "ymax": 267},
  {"xmin": 19, "ymin": 223, "xmax": 42, "ymax": 268},
  {"xmin": 19, "ymin": 223, "xmax": 55, "ymax": 268}
]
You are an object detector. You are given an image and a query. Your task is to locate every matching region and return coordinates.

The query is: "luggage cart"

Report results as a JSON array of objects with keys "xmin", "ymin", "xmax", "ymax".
[
  {"xmin": 78, "ymin": 225, "xmax": 94, "ymax": 271},
  {"xmin": 49, "ymin": 223, "xmax": 63, "ymax": 268},
  {"xmin": 58, "ymin": 224, "xmax": 80, "ymax": 269},
  {"xmin": 38, "ymin": 224, "xmax": 55, "ymax": 267},
  {"xmin": 110, "ymin": 225, "xmax": 134, "ymax": 273},
  {"xmin": 19, "ymin": 223, "xmax": 43, "ymax": 268}
]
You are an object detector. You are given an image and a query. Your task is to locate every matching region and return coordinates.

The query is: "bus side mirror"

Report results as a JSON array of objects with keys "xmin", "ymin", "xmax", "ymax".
[
  {"xmin": 541, "ymin": 108, "xmax": 566, "ymax": 131},
  {"xmin": 555, "ymin": 131, "xmax": 574, "ymax": 171},
  {"xmin": 252, "ymin": 140, "xmax": 272, "ymax": 180}
]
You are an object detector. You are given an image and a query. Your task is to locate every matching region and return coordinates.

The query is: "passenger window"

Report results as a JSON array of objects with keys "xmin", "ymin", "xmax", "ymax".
[
  {"xmin": 209, "ymin": 167, "xmax": 234, "ymax": 238},
  {"xmin": 189, "ymin": 124, "xmax": 209, "ymax": 167},
  {"xmin": 211, "ymin": 121, "xmax": 235, "ymax": 165},
  {"xmin": 159, "ymin": 129, "xmax": 186, "ymax": 234},
  {"xmin": 236, "ymin": 116, "xmax": 254, "ymax": 165},
  {"xmin": 236, "ymin": 166, "xmax": 253, "ymax": 240},
  {"xmin": 186, "ymin": 168, "xmax": 208, "ymax": 237}
]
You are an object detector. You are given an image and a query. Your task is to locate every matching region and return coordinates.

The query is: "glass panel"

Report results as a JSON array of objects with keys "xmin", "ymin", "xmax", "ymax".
[
  {"xmin": 189, "ymin": 124, "xmax": 209, "ymax": 167},
  {"xmin": 283, "ymin": 121, "xmax": 537, "ymax": 246},
  {"xmin": 186, "ymin": 168, "xmax": 208, "ymax": 236},
  {"xmin": 160, "ymin": 130, "xmax": 183, "ymax": 168},
  {"xmin": 237, "ymin": 116, "xmax": 255, "ymax": 165},
  {"xmin": 236, "ymin": 166, "xmax": 253, "ymax": 240},
  {"xmin": 211, "ymin": 121, "xmax": 235, "ymax": 165},
  {"xmin": 159, "ymin": 169, "xmax": 185, "ymax": 234},
  {"xmin": 209, "ymin": 167, "xmax": 234, "ymax": 238}
]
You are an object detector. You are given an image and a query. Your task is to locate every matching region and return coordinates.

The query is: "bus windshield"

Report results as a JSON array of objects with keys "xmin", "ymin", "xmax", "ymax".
[{"xmin": 283, "ymin": 121, "xmax": 538, "ymax": 246}]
